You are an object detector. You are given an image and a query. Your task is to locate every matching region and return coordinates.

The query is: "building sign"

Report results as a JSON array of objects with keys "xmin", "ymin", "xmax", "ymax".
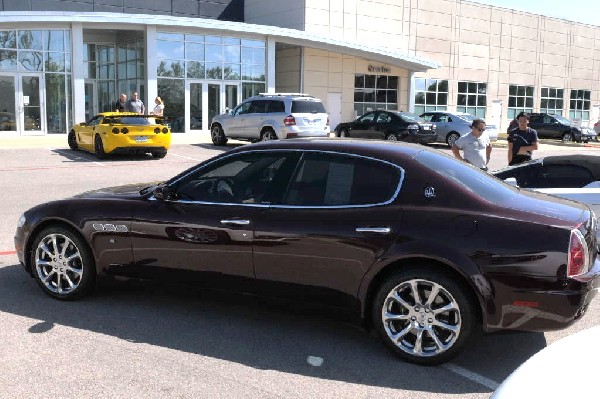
[{"xmin": 368, "ymin": 65, "xmax": 391, "ymax": 74}]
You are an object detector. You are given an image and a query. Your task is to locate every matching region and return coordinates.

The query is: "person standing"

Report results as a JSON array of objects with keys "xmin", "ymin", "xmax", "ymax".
[
  {"xmin": 150, "ymin": 96, "xmax": 164, "ymax": 116},
  {"xmin": 114, "ymin": 93, "xmax": 127, "ymax": 112},
  {"xmin": 451, "ymin": 118, "xmax": 492, "ymax": 171},
  {"xmin": 507, "ymin": 112, "xmax": 538, "ymax": 166},
  {"xmin": 128, "ymin": 91, "xmax": 145, "ymax": 114}
]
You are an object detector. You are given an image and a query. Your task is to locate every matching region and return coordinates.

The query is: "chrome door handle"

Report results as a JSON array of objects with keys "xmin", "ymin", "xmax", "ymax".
[
  {"xmin": 355, "ymin": 227, "xmax": 391, "ymax": 234},
  {"xmin": 221, "ymin": 219, "xmax": 250, "ymax": 226}
]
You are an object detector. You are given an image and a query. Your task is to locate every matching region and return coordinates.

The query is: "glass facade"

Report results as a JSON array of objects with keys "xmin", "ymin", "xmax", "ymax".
[
  {"xmin": 157, "ymin": 33, "xmax": 266, "ymax": 132},
  {"xmin": 353, "ymin": 74, "xmax": 398, "ymax": 117},
  {"xmin": 0, "ymin": 29, "xmax": 72, "ymax": 133},
  {"xmin": 414, "ymin": 78, "xmax": 448, "ymax": 115}
]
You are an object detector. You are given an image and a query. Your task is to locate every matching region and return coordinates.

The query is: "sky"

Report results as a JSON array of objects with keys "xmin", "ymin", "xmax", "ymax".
[{"xmin": 470, "ymin": 0, "xmax": 598, "ymax": 26}]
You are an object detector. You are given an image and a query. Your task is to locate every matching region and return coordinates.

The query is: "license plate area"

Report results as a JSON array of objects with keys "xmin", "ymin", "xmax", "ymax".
[{"xmin": 134, "ymin": 136, "xmax": 148, "ymax": 143}]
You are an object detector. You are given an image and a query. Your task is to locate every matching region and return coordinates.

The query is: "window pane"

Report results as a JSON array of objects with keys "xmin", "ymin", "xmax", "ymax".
[
  {"xmin": 242, "ymin": 47, "xmax": 265, "ymax": 65},
  {"xmin": 517, "ymin": 86, "xmax": 525, "ymax": 96},
  {"xmin": 477, "ymin": 95, "xmax": 486, "ymax": 106},
  {"xmin": 438, "ymin": 80, "xmax": 448, "ymax": 92},
  {"xmin": 426, "ymin": 92, "xmax": 436, "ymax": 104},
  {"xmin": 185, "ymin": 42, "xmax": 204, "ymax": 61},
  {"xmin": 157, "ymin": 59, "xmax": 184, "ymax": 77},
  {"xmin": 365, "ymin": 75, "xmax": 375, "ymax": 87},
  {"xmin": 185, "ymin": 34, "xmax": 204, "ymax": 43},
  {"xmin": 526, "ymin": 97, "xmax": 533, "ymax": 108},
  {"xmin": 205, "ymin": 62, "xmax": 222, "ymax": 79},
  {"xmin": 388, "ymin": 76, "xmax": 398, "ymax": 89},
  {"xmin": 468, "ymin": 82, "xmax": 477, "ymax": 93},
  {"xmin": 0, "ymin": 49, "xmax": 17, "ymax": 70},
  {"xmin": 19, "ymin": 51, "xmax": 43, "ymax": 71},
  {"xmin": 187, "ymin": 61, "xmax": 204, "ymax": 78},
  {"xmin": 526, "ymin": 86, "xmax": 533, "ymax": 96},
  {"xmin": 158, "ymin": 78, "xmax": 185, "ymax": 132},
  {"xmin": 45, "ymin": 52, "xmax": 65, "ymax": 72},
  {"xmin": 241, "ymin": 39, "xmax": 264, "ymax": 47},
  {"xmin": 541, "ymin": 87, "xmax": 548, "ymax": 97},
  {"xmin": 437, "ymin": 92, "xmax": 447, "ymax": 105},
  {"xmin": 18, "ymin": 30, "xmax": 42, "ymax": 50},
  {"xmin": 157, "ymin": 32, "xmax": 184, "ymax": 41},
  {"xmin": 44, "ymin": 30, "xmax": 64, "ymax": 52},
  {"xmin": 415, "ymin": 92, "xmax": 425, "ymax": 104},
  {"xmin": 387, "ymin": 90, "xmax": 397, "ymax": 104},
  {"xmin": 354, "ymin": 74, "xmax": 364, "ymax": 88},
  {"xmin": 376, "ymin": 75, "xmax": 387, "ymax": 89},
  {"xmin": 157, "ymin": 40, "xmax": 184, "ymax": 59},
  {"xmin": 0, "ymin": 31, "xmax": 16, "ymax": 49},
  {"xmin": 458, "ymin": 81, "xmax": 467, "ymax": 93},
  {"xmin": 509, "ymin": 85, "xmax": 517, "ymax": 95},
  {"xmin": 223, "ymin": 45, "xmax": 240, "ymax": 63},
  {"xmin": 457, "ymin": 94, "xmax": 466, "ymax": 105},
  {"xmin": 223, "ymin": 63, "xmax": 240, "ymax": 80},
  {"xmin": 415, "ymin": 78, "xmax": 426, "ymax": 91}
]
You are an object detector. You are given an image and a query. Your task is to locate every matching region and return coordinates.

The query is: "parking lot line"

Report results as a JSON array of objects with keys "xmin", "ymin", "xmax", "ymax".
[
  {"xmin": 169, "ymin": 153, "xmax": 205, "ymax": 162},
  {"xmin": 442, "ymin": 363, "xmax": 500, "ymax": 390}
]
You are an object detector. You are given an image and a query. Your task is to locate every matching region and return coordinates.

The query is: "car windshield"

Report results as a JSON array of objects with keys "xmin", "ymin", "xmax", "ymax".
[
  {"xmin": 291, "ymin": 100, "xmax": 326, "ymax": 113},
  {"xmin": 414, "ymin": 150, "xmax": 517, "ymax": 203},
  {"xmin": 554, "ymin": 115, "xmax": 571, "ymax": 125},
  {"xmin": 108, "ymin": 116, "xmax": 155, "ymax": 126},
  {"xmin": 397, "ymin": 112, "xmax": 425, "ymax": 123}
]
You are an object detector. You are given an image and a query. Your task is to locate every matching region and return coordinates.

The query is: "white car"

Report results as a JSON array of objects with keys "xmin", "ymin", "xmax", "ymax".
[{"xmin": 210, "ymin": 93, "xmax": 330, "ymax": 145}]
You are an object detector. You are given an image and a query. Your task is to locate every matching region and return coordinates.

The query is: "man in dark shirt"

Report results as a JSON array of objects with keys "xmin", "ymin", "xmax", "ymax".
[
  {"xmin": 115, "ymin": 93, "xmax": 127, "ymax": 112},
  {"xmin": 507, "ymin": 112, "xmax": 539, "ymax": 166}
]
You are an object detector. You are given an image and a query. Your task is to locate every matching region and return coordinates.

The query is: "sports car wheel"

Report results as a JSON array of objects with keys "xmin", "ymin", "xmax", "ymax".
[
  {"xmin": 94, "ymin": 135, "xmax": 107, "ymax": 159},
  {"xmin": 152, "ymin": 151, "xmax": 167, "ymax": 159},
  {"xmin": 562, "ymin": 132, "xmax": 573, "ymax": 143},
  {"xmin": 373, "ymin": 267, "xmax": 475, "ymax": 365},
  {"xmin": 386, "ymin": 133, "xmax": 398, "ymax": 141},
  {"xmin": 261, "ymin": 129, "xmax": 277, "ymax": 141},
  {"xmin": 446, "ymin": 132, "xmax": 460, "ymax": 147},
  {"xmin": 68, "ymin": 130, "xmax": 78, "ymax": 150},
  {"xmin": 211, "ymin": 125, "xmax": 228, "ymax": 146},
  {"xmin": 338, "ymin": 128, "xmax": 349, "ymax": 138},
  {"xmin": 30, "ymin": 226, "xmax": 95, "ymax": 300}
]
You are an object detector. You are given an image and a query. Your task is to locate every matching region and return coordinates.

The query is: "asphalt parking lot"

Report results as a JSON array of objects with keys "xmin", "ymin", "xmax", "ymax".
[{"xmin": 0, "ymin": 135, "xmax": 599, "ymax": 398}]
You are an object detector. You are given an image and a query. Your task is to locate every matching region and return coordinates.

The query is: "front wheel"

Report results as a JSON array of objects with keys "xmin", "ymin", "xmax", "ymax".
[
  {"xmin": 211, "ymin": 125, "xmax": 228, "ymax": 146},
  {"xmin": 30, "ymin": 226, "xmax": 95, "ymax": 300},
  {"xmin": 562, "ymin": 131, "xmax": 573, "ymax": 143},
  {"xmin": 372, "ymin": 267, "xmax": 476, "ymax": 365},
  {"xmin": 68, "ymin": 130, "xmax": 78, "ymax": 150},
  {"xmin": 385, "ymin": 133, "xmax": 398, "ymax": 141},
  {"xmin": 94, "ymin": 135, "xmax": 107, "ymax": 159},
  {"xmin": 446, "ymin": 132, "xmax": 460, "ymax": 147}
]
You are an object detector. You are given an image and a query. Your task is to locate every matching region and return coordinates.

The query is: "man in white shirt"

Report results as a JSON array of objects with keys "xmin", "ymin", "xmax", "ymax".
[
  {"xmin": 451, "ymin": 118, "xmax": 492, "ymax": 171},
  {"xmin": 128, "ymin": 91, "xmax": 145, "ymax": 114}
]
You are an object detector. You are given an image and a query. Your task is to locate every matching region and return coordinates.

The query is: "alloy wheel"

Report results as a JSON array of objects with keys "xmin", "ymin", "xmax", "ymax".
[
  {"xmin": 386, "ymin": 134, "xmax": 398, "ymax": 141},
  {"xmin": 34, "ymin": 233, "xmax": 84, "ymax": 295},
  {"xmin": 261, "ymin": 130, "xmax": 277, "ymax": 141},
  {"xmin": 381, "ymin": 279, "xmax": 461, "ymax": 358}
]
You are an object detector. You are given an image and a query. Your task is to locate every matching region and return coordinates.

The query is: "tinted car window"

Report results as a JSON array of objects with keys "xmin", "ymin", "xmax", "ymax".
[
  {"xmin": 529, "ymin": 114, "xmax": 542, "ymax": 123},
  {"xmin": 376, "ymin": 112, "xmax": 392, "ymax": 123},
  {"xmin": 415, "ymin": 150, "xmax": 516, "ymax": 203},
  {"xmin": 283, "ymin": 153, "xmax": 401, "ymax": 206},
  {"xmin": 291, "ymin": 100, "xmax": 326, "ymax": 113},
  {"xmin": 420, "ymin": 113, "xmax": 434, "ymax": 122},
  {"xmin": 109, "ymin": 116, "xmax": 153, "ymax": 126},
  {"xmin": 233, "ymin": 102, "xmax": 251, "ymax": 116},
  {"xmin": 174, "ymin": 152, "xmax": 299, "ymax": 204},
  {"xmin": 536, "ymin": 165, "xmax": 594, "ymax": 188},
  {"xmin": 357, "ymin": 112, "xmax": 376, "ymax": 123},
  {"xmin": 249, "ymin": 101, "xmax": 268, "ymax": 113},
  {"xmin": 397, "ymin": 112, "xmax": 425, "ymax": 123},
  {"xmin": 267, "ymin": 100, "xmax": 285, "ymax": 113},
  {"xmin": 88, "ymin": 116, "xmax": 102, "ymax": 126}
]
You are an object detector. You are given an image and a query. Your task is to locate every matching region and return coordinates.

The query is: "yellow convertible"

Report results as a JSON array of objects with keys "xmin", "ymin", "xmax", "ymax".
[{"xmin": 68, "ymin": 112, "xmax": 171, "ymax": 159}]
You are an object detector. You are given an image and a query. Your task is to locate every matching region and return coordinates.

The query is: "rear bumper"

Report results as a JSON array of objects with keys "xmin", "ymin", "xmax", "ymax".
[
  {"xmin": 109, "ymin": 146, "xmax": 168, "ymax": 155},
  {"xmin": 485, "ymin": 258, "xmax": 600, "ymax": 332},
  {"xmin": 102, "ymin": 133, "xmax": 171, "ymax": 153}
]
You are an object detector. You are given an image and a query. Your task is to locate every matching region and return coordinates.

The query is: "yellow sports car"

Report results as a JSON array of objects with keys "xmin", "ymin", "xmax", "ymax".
[{"xmin": 68, "ymin": 112, "xmax": 171, "ymax": 159}]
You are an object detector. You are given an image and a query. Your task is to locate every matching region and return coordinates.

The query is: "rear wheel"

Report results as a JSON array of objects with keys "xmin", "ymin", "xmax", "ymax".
[
  {"xmin": 562, "ymin": 131, "xmax": 573, "ymax": 143},
  {"xmin": 338, "ymin": 128, "xmax": 349, "ymax": 138},
  {"xmin": 372, "ymin": 267, "xmax": 476, "ymax": 365},
  {"xmin": 68, "ymin": 130, "xmax": 78, "ymax": 150},
  {"xmin": 30, "ymin": 226, "xmax": 95, "ymax": 300},
  {"xmin": 446, "ymin": 132, "xmax": 460, "ymax": 147},
  {"xmin": 94, "ymin": 135, "xmax": 106, "ymax": 159},
  {"xmin": 385, "ymin": 133, "xmax": 398, "ymax": 141},
  {"xmin": 211, "ymin": 124, "xmax": 228, "ymax": 146},
  {"xmin": 260, "ymin": 129, "xmax": 277, "ymax": 141}
]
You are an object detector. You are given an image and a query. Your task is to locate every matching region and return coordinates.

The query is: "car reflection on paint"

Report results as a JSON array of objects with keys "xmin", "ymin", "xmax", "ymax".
[{"xmin": 14, "ymin": 138, "xmax": 600, "ymax": 365}]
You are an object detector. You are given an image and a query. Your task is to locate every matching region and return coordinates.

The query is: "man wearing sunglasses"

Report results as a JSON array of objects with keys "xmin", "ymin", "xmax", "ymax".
[{"xmin": 451, "ymin": 118, "xmax": 493, "ymax": 171}]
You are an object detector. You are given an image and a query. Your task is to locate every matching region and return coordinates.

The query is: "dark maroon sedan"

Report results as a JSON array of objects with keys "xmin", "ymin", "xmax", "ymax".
[{"xmin": 14, "ymin": 139, "xmax": 600, "ymax": 365}]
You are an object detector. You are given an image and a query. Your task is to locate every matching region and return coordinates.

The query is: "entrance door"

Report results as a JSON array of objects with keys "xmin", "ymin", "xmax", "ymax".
[
  {"xmin": 224, "ymin": 83, "xmax": 239, "ymax": 114},
  {"xmin": 19, "ymin": 74, "xmax": 44, "ymax": 135},
  {"xmin": 84, "ymin": 80, "xmax": 97, "ymax": 122},
  {"xmin": 189, "ymin": 81, "xmax": 204, "ymax": 131},
  {"xmin": 186, "ymin": 81, "xmax": 241, "ymax": 132},
  {"xmin": 0, "ymin": 74, "xmax": 17, "ymax": 133},
  {"xmin": 207, "ymin": 83, "xmax": 221, "ymax": 130}
]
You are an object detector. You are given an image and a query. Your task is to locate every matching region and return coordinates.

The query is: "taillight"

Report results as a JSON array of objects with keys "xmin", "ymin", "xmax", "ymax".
[
  {"xmin": 284, "ymin": 115, "xmax": 296, "ymax": 126},
  {"xmin": 567, "ymin": 228, "xmax": 590, "ymax": 277},
  {"xmin": 154, "ymin": 127, "xmax": 160, "ymax": 134},
  {"xmin": 162, "ymin": 127, "xmax": 169, "ymax": 134},
  {"xmin": 121, "ymin": 127, "xmax": 129, "ymax": 134},
  {"xmin": 111, "ymin": 127, "xmax": 119, "ymax": 134}
]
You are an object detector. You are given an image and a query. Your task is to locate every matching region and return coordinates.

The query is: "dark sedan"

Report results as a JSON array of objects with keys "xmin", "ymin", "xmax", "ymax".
[
  {"xmin": 14, "ymin": 139, "xmax": 599, "ymax": 365},
  {"xmin": 334, "ymin": 110, "xmax": 436, "ymax": 144}
]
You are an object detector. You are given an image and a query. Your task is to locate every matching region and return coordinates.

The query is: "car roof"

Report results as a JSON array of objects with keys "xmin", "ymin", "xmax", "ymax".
[{"xmin": 226, "ymin": 138, "xmax": 426, "ymax": 163}]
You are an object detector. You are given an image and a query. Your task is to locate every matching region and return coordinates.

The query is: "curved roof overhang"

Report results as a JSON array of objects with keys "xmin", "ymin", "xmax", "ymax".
[{"xmin": 0, "ymin": 12, "xmax": 439, "ymax": 72}]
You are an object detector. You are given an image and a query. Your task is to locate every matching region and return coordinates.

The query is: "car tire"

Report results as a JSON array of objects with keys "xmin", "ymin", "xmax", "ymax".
[
  {"xmin": 260, "ymin": 129, "xmax": 277, "ymax": 141},
  {"xmin": 338, "ymin": 128, "xmax": 349, "ymax": 138},
  {"xmin": 211, "ymin": 124, "xmax": 228, "ymax": 146},
  {"xmin": 561, "ymin": 131, "xmax": 573, "ymax": 143},
  {"xmin": 372, "ymin": 267, "xmax": 476, "ymax": 365},
  {"xmin": 152, "ymin": 151, "xmax": 167, "ymax": 159},
  {"xmin": 385, "ymin": 133, "xmax": 398, "ymax": 141},
  {"xmin": 94, "ymin": 135, "xmax": 107, "ymax": 159},
  {"xmin": 446, "ymin": 132, "xmax": 460, "ymax": 148},
  {"xmin": 68, "ymin": 130, "xmax": 78, "ymax": 150},
  {"xmin": 30, "ymin": 225, "xmax": 95, "ymax": 300}
]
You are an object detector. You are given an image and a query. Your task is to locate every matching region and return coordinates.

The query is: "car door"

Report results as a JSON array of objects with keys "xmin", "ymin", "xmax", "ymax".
[
  {"xmin": 528, "ymin": 114, "xmax": 548, "ymax": 138},
  {"xmin": 545, "ymin": 115, "xmax": 564, "ymax": 139},
  {"xmin": 130, "ymin": 151, "xmax": 300, "ymax": 284},
  {"xmin": 253, "ymin": 151, "xmax": 404, "ymax": 307},
  {"xmin": 432, "ymin": 113, "xmax": 450, "ymax": 141},
  {"xmin": 350, "ymin": 111, "xmax": 377, "ymax": 138},
  {"xmin": 78, "ymin": 115, "xmax": 102, "ymax": 150},
  {"xmin": 374, "ymin": 111, "xmax": 393, "ymax": 139},
  {"xmin": 226, "ymin": 101, "xmax": 251, "ymax": 137}
]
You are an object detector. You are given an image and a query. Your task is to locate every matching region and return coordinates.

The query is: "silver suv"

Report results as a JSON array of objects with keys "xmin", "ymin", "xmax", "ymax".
[{"xmin": 210, "ymin": 93, "xmax": 330, "ymax": 145}]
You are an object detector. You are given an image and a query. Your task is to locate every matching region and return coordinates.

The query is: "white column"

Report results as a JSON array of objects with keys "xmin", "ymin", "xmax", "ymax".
[
  {"xmin": 408, "ymin": 71, "xmax": 415, "ymax": 113},
  {"xmin": 266, "ymin": 36, "xmax": 276, "ymax": 93},
  {"xmin": 145, "ymin": 25, "xmax": 158, "ymax": 111},
  {"xmin": 71, "ymin": 23, "xmax": 85, "ymax": 124}
]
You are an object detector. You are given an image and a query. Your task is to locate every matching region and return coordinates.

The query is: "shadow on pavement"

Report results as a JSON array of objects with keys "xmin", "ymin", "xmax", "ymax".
[
  {"xmin": 0, "ymin": 263, "xmax": 546, "ymax": 394},
  {"xmin": 49, "ymin": 148, "xmax": 164, "ymax": 163}
]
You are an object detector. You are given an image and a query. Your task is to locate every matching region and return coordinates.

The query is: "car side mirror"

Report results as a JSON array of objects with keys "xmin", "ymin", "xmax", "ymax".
[
  {"xmin": 504, "ymin": 177, "xmax": 518, "ymax": 187},
  {"xmin": 153, "ymin": 185, "xmax": 175, "ymax": 201}
]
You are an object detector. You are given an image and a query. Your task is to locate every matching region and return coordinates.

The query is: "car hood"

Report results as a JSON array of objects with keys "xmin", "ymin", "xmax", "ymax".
[{"xmin": 73, "ymin": 182, "xmax": 159, "ymax": 199}]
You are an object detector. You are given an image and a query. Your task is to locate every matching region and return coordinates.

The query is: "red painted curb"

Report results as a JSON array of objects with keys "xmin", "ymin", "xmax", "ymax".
[{"xmin": 0, "ymin": 250, "xmax": 16, "ymax": 256}]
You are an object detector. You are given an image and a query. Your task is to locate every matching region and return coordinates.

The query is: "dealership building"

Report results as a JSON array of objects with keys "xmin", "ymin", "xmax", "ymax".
[{"xmin": 0, "ymin": 0, "xmax": 598, "ymax": 136}]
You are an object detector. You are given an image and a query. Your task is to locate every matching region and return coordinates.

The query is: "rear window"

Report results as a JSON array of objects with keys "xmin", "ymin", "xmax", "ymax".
[
  {"xmin": 291, "ymin": 100, "xmax": 326, "ymax": 114},
  {"xmin": 107, "ymin": 116, "xmax": 154, "ymax": 126}
]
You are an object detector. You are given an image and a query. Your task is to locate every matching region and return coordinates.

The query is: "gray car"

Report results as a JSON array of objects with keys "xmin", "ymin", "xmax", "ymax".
[{"xmin": 420, "ymin": 111, "xmax": 499, "ymax": 147}]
